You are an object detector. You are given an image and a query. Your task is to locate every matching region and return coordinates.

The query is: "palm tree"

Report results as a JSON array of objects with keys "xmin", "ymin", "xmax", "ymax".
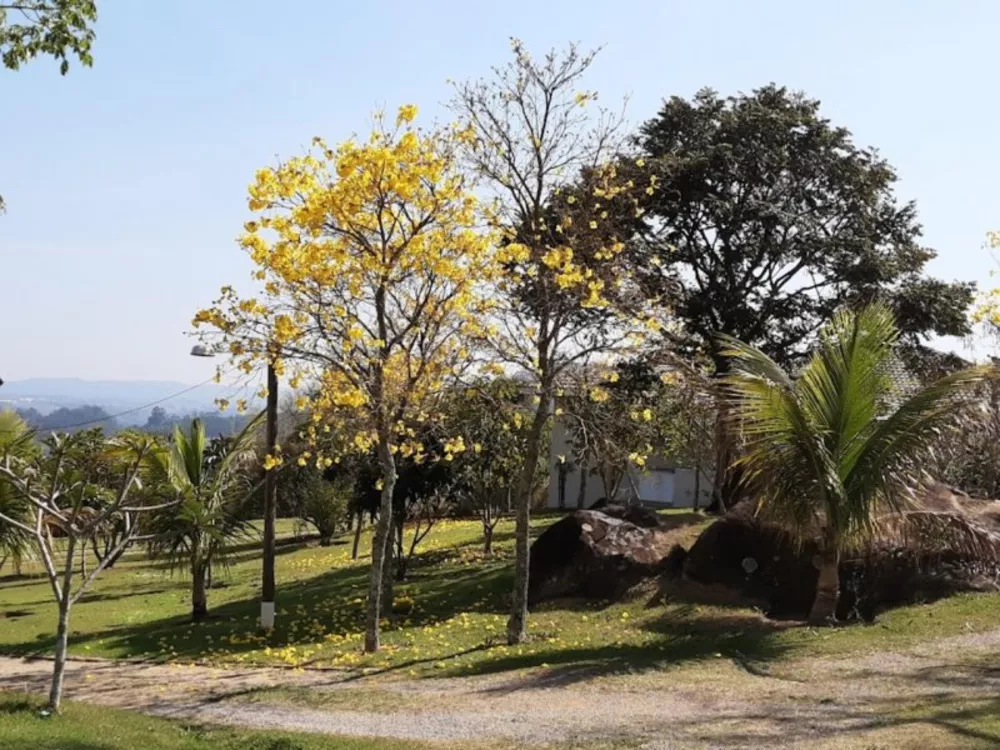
[
  {"xmin": 0, "ymin": 410, "xmax": 35, "ymax": 574},
  {"xmin": 721, "ymin": 304, "xmax": 987, "ymax": 624},
  {"xmin": 147, "ymin": 416, "xmax": 262, "ymax": 621}
]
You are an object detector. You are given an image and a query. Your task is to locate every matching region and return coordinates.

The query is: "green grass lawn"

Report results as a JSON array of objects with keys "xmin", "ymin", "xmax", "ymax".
[
  {"xmin": 0, "ymin": 691, "xmax": 436, "ymax": 750},
  {"xmin": 3, "ymin": 510, "xmax": 1000, "ymax": 680}
]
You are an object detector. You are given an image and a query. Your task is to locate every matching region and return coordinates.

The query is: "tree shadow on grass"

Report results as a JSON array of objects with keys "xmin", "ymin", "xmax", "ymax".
[
  {"xmin": 440, "ymin": 604, "xmax": 793, "ymax": 688},
  {"xmin": 0, "ymin": 538, "xmax": 518, "ymax": 663}
]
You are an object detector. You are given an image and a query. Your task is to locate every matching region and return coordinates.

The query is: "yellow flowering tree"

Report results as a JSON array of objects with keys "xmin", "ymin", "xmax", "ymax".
[
  {"xmin": 453, "ymin": 41, "xmax": 664, "ymax": 644},
  {"xmin": 193, "ymin": 106, "xmax": 496, "ymax": 652}
]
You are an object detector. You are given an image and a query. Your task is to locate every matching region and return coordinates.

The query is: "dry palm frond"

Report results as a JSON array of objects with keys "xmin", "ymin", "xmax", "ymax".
[{"xmin": 870, "ymin": 510, "xmax": 1000, "ymax": 562}]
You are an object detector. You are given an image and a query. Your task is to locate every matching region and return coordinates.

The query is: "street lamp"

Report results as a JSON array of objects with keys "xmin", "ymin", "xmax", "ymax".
[{"xmin": 191, "ymin": 344, "xmax": 278, "ymax": 630}]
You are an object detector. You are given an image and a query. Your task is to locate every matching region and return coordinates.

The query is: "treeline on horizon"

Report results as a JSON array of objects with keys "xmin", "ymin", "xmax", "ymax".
[{"xmin": 14, "ymin": 404, "xmax": 251, "ymax": 437}]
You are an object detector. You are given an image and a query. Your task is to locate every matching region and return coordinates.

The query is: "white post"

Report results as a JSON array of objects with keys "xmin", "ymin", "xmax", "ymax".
[{"xmin": 260, "ymin": 601, "xmax": 275, "ymax": 630}]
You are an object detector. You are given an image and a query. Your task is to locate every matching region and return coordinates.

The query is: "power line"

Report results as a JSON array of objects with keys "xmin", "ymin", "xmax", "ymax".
[{"xmin": 1, "ymin": 370, "xmax": 243, "ymax": 433}]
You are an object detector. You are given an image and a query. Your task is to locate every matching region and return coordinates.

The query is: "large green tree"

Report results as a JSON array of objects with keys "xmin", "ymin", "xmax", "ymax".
[
  {"xmin": 626, "ymin": 85, "xmax": 974, "ymax": 509},
  {"xmin": 631, "ymin": 85, "xmax": 973, "ymax": 369},
  {"xmin": 723, "ymin": 304, "xmax": 984, "ymax": 623}
]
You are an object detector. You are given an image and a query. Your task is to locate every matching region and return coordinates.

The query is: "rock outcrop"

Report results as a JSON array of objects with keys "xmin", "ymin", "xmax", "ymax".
[
  {"xmin": 679, "ymin": 488, "xmax": 1000, "ymax": 621},
  {"xmin": 528, "ymin": 509, "xmax": 680, "ymax": 604}
]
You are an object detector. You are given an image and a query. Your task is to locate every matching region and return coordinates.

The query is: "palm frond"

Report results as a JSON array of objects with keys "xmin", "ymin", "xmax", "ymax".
[{"xmin": 723, "ymin": 304, "xmax": 988, "ymax": 555}]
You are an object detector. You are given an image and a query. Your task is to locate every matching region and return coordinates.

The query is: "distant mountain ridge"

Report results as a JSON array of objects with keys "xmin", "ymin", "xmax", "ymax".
[{"xmin": 0, "ymin": 378, "xmax": 238, "ymax": 425}]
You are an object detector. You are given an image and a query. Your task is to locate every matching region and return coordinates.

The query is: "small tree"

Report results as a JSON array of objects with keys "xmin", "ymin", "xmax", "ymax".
[
  {"xmin": 443, "ymin": 378, "xmax": 536, "ymax": 551},
  {"xmin": 0, "ymin": 430, "xmax": 162, "ymax": 711},
  {"xmin": 193, "ymin": 106, "xmax": 498, "ymax": 652},
  {"xmin": 299, "ymin": 473, "xmax": 351, "ymax": 546},
  {"xmin": 723, "ymin": 304, "xmax": 985, "ymax": 623},
  {"xmin": 453, "ymin": 40, "xmax": 658, "ymax": 644},
  {"xmin": 146, "ymin": 417, "xmax": 261, "ymax": 621}
]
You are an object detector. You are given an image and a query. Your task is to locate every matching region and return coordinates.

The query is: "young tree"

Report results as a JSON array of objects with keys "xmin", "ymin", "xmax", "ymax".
[
  {"xmin": 0, "ymin": 430, "xmax": 161, "ymax": 711},
  {"xmin": 628, "ymin": 85, "xmax": 975, "ymax": 509},
  {"xmin": 444, "ymin": 378, "xmax": 535, "ymax": 553},
  {"xmin": 453, "ymin": 41, "xmax": 659, "ymax": 644},
  {"xmin": 723, "ymin": 304, "xmax": 985, "ymax": 623},
  {"xmin": 193, "ymin": 106, "xmax": 497, "ymax": 652},
  {"xmin": 146, "ymin": 417, "xmax": 261, "ymax": 621}
]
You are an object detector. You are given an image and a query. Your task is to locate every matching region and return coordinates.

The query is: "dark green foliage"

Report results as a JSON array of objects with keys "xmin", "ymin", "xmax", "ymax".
[
  {"xmin": 630, "ymin": 84, "xmax": 974, "ymax": 369},
  {"xmin": 0, "ymin": 0, "xmax": 97, "ymax": 75},
  {"xmin": 278, "ymin": 463, "xmax": 350, "ymax": 545}
]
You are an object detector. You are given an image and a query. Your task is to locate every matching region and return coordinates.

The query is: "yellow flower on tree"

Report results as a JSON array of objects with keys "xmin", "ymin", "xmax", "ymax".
[{"xmin": 192, "ymin": 107, "xmax": 499, "ymax": 655}]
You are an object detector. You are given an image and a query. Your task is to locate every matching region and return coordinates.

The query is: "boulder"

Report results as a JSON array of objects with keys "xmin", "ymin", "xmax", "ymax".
[
  {"xmin": 681, "ymin": 497, "xmax": 1000, "ymax": 621},
  {"xmin": 588, "ymin": 499, "xmax": 664, "ymax": 528},
  {"xmin": 529, "ymin": 509, "xmax": 678, "ymax": 604}
]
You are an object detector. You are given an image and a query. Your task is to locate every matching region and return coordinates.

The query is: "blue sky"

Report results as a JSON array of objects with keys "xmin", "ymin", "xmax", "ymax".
[{"xmin": 3, "ymin": 0, "xmax": 998, "ymax": 384}]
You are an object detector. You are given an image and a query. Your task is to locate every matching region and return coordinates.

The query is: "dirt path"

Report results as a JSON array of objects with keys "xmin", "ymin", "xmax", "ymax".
[{"xmin": 5, "ymin": 629, "xmax": 1000, "ymax": 749}]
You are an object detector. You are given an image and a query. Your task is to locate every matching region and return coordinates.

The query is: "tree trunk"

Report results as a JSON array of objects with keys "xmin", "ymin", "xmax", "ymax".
[
  {"xmin": 352, "ymin": 512, "xmax": 364, "ymax": 560},
  {"xmin": 365, "ymin": 435, "xmax": 396, "ymax": 653},
  {"xmin": 809, "ymin": 547, "xmax": 840, "ymax": 624},
  {"xmin": 693, "ymin": 463, "xmax": 701, "ymax": 511},
  {"xmin": 576, "ymin": 460, "xmax": 588, "ymax": 509},
  {"xmin": 80, "ymin": 541, "xmax": 87, "ymax": 578},
  {"xmin": 483, "ymin": 523, "xmax": 493, "ymax": 555},
  {"xmin": 49, "ymin": 594, "xmax": 71, "ymax": 712},
  {"xmin": 709, "ymin": 354, "xmax": 742, "ymax": 514},
  {"xmin": 192, "ymin": 562, "xmax": 208, "ymax": 622},
  {"xmin": 383, "ymin": 514, "xmax": 397, "ymax": 611},
  {"xmin": 49, "ymin": 534, "xmax": 76, "ymax": 712},
  {"xmin": 507, "ymin": 391, "xmax": 549, "ymax": 645}
]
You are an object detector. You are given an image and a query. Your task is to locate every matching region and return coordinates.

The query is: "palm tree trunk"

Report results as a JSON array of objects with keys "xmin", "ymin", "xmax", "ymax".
[{"xmin": 809, "ymin": 547, "xmax": 840, "ymax": 624}]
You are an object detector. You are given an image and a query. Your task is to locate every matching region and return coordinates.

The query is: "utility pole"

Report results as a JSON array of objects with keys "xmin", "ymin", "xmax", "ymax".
[
  {"xmin": 191, "ymin": 345, "xmax": 278, "ymax": 630},
  {"xmin": 260, "ymin": 359, "xmax": 278, "ymax": 630}
]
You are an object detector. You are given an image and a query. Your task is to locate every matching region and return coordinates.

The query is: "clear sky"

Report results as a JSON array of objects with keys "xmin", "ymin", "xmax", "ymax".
[{"xmin": 3, "ymin": 0, "xmax": 997, "ymax": 384}]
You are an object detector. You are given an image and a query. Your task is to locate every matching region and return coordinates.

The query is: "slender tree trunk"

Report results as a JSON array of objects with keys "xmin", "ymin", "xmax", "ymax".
[
  {"xmin": 483, "ymin": 523, "xmax": 494, "ymax": 555},
  {"xmin": 49, "ymin": 594, "xmax": 71, "ymax": 711},
  {"xmin": 80, "ymin": 541, "xmax": 86, "ymax": 578},
  {"xmin": 809, "ymin": 545, "xmax": 840, "ymax": 624},
  {"xmin": 192, "ymin": 561, "xmax": 208, "ymax": 622},
  {"xmin": 352, "ymin": 512, "xmax": 364, "ymax": 560},
  {"xmin": 49, "ymin": 534, "xmax": 76, "ymax": 712},
  {"xmin": 576, "ymin": 460, "xmax": 588, "ymax": 509},
  {"xmin": 507, "ymin": 390, "xmax": 550, "ymax": 645},
  {"xmin": 0, "ymin": 553, "xmax": 7, "ymax": 573},
  {"xmin": 383, "ymin": 514, "xmax": 397, "ymax": 610},
  {"xmin": 693, "ymin": 463, "xmax": 701, "ymax": 511},
  {"xmin": 365, "ymin": 435, "xmax": 397, "ymax": 653},
  {"xmin": 709, "ymin": 354, "xmax": 742, "ymax": 514}
]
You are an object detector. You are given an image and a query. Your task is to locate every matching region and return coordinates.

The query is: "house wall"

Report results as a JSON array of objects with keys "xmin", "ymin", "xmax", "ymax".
[{"xmin": 546, "ymin": 418, "xmax": 713, "ymax": 510}]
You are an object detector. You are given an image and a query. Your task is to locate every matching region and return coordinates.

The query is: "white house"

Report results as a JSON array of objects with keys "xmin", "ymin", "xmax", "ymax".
[{"xmin": 546, "ymin": 417, "xmax": 713, "ymax": 510}]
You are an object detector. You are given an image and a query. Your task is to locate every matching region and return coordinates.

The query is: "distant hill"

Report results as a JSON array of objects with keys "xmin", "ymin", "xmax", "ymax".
[{"xmin": 0, "ymin": 378, "xmax": 245, "ymax": 426}]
